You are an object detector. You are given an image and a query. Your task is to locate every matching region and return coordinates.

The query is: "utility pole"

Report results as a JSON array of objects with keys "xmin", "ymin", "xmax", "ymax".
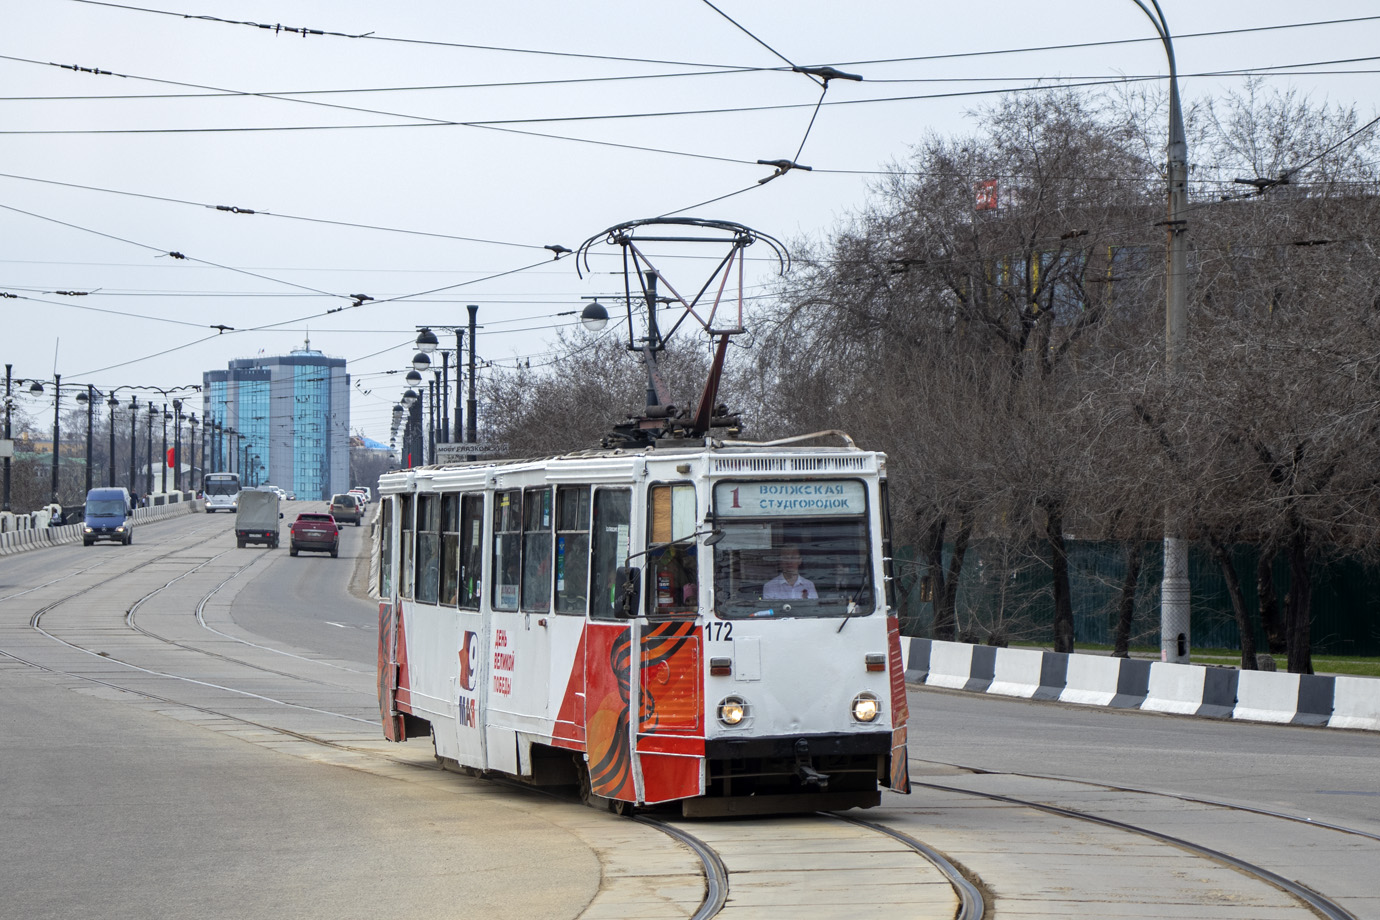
[
  {"xmin": 466, "ymin": 305, "xmax": 479, "ymax": 451},
  {"xmin": 50, "ymin": 373, "xmax": 61, "ymax": 505},
  {"xmin": 128, "ymin": 398, "xmax": 139, "ymax": 493},
  {"xmin": 1132, "ymin": 0, "xmax": 1193, "ymax": 664},
  {"xmin": 107, "ymin": 393, "xmax": 118, "ymax": 487},
  {"xmin": 2, "ymin": 365, "xmax": 11, "ymax": 513},
  {"xmin": 145, "ymin": 407, "xmax": 153, "ymax": 498},
  {"xmin": 160, "ymin": 404, "xmax": 168, "ymax": 494}
]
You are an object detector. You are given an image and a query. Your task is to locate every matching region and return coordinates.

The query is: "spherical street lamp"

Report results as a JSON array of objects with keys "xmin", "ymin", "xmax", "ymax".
[
  {"xmin": 581, "ymin": 301, "xmax": 610, "ymax": 331},
  {"xmin": 415, "ymin": 327, "xmax": 439, "ymax": 354},
  {"xmin": 412, "ymin": 351, "xmax": 431, "ymax": 372}
]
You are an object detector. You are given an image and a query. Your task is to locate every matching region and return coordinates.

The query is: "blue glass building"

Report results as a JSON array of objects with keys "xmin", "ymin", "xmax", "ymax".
[{"xmin": 202, "ymin": 344, "xmax": 350, "ymax": 500}]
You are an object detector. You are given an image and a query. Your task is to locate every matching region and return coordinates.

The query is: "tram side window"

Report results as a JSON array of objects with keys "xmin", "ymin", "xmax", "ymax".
[
  {"xmin": 399, "ymin": 494, "xmax": 415, "ymax": 600},
  {"xmin": 440, "ymin": 494, "xmax": 460, "ymax": 607},
  {"xmin": 589, "ymin": 488, "xmax": 632, "ymax": 620},
  {"xmin": 522, "ymin": 487, "xmax": 553, "ymax": 612},
  {"xmin": 458, "ymin": 493, "xmax": 484, "ymax": 609},
  {"xmin": 378, "ymin": 499, "xmax": 393, "ymax": 597},
  {"xmin": 555, "ymin": 486, "xmax": 591, "ymax": 615},
  {"xmin": 416, "ymin": 493, "xmax": 441, "ymax": 605},
  {"xmin": 492, "ymin": 490, "xmax": 521, "ymax": 611},
  {"xmin": 647, "ymin": 483, "xmax": 699, "ymax": 614}
]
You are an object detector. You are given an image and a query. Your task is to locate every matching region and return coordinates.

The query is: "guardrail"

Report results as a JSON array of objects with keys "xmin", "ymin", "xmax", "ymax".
[
  {"xmin": 904, "ymin": 637, "xmax": 1379, "ymax": 733},
  {"xmin": 0, "ymin": 493, "xmax": 200, "ymax": 556}
]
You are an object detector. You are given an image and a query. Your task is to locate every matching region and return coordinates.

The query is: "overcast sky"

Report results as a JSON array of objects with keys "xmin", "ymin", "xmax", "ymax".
[{"xmin": 4, "ymin": 1, "xmax": 1378, "ymax": 445}]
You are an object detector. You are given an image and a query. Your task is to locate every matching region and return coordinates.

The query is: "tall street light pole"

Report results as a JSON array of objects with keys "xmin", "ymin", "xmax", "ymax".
[
  {"xmin": 75, "ymin": 383, "xmax": 95, "ymax": 496},
  {"xmin": 160, "ymin": 404, "xmax": 169, "ymax": 494},
  {"xmin": 106, "ymin": 394, "xmax": 118, "ymax": 487},
  {"xmin": 128, "ymin": 397, "xmax": 139, "ymax": 493},
  {"xmin": 1130, "ymin": 0, "xmax": 1192, "ymax": 664},
  {"xmin": 172, "ymin": 399, "xmax": 183, "ymax": 492},
  {"xmin": 189, "ymin": 413, "xmax": 198, "ymax": 492},
  {"xmin": 145, "ymin": 405, "xmax": 154, "ymax": 498},
  {"xmin": 466, "ymin": 305, "xmax": 479, "ymax": 450},
  {"xmin": 50, "ymin": 373, "xmax": 61, "ymax": 506},
  {"xmin": 2, "ymin": 365, "xmax": 11, "ymax": 513}
]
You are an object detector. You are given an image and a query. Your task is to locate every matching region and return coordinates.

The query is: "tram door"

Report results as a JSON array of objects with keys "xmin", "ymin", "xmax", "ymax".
[
  {"xmin": 582, "ymin": 488, "xmax": 636, "ymax": 800},
  {"xmin": 635, "ymin": 483, "xmax": 705, "ymax": 803},
  {"xmin": 488, "ymin": 487, "xmax": 554, "ymax": 775}
]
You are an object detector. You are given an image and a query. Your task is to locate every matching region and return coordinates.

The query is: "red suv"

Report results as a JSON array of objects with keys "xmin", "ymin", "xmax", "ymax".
[{"xmin": 289, "ymin": 513, "xmax": 340, "ymax": 557}]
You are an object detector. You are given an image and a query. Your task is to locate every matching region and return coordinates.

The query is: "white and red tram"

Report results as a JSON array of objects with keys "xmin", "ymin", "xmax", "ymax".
[{"xmin": 375, "ymin": 437, "xmax": 911, "ymax": 816}]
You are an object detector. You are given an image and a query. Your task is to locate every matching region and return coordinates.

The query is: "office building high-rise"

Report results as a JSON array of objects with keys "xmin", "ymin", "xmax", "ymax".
[{"xmin": 203, "ymin": 341, "xmax": 350, "ymax": 500}]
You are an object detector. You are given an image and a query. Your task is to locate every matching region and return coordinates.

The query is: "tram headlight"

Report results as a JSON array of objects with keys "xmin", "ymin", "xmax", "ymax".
[
  {"xmin": 851, "ymin": 692, "xmax": 880, "ymax": 723},
  {"xmin": 717, "ymin": 696, "xmax": 748, "ymax": 726}
]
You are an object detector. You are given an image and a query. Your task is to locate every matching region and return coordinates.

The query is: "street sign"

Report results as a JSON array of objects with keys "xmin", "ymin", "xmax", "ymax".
[{"xmin": 434, "ymin": 442, "xmax": 506, "ymax": 463}]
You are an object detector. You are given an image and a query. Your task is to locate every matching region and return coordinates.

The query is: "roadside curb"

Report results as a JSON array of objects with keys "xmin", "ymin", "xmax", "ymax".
[{"xmin": 903, "ymin": 637, "xmax": 1379, "ymax": 732}]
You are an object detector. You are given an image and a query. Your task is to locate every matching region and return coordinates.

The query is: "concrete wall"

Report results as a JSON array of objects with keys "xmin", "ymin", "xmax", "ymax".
[{"xmin": 0, "ymin": 492, "xmax": 200, "ymax": 556}]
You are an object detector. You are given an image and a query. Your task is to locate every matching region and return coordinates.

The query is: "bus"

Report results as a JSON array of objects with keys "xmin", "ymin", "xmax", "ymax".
[
  {"xmin": 374, "ymin": 436, "xmax": 910, "ymax": 816},
  {"xmin": 203, "ymin": 472, "xmax": 241, "ymax": 513}
]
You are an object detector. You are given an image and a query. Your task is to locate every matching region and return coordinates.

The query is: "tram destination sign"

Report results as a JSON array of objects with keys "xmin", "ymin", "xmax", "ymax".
[
  {"xmin": 714, "ymin": 480, "xmax": 865, "ymax": 517},
  {"xmin": 435, "ymin": 442, "xmax": 506, "ymax": 463}
]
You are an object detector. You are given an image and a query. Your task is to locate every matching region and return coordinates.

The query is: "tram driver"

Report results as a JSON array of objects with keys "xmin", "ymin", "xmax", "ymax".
[{"xmin": 762, "ymin": 545, "xmax": 817, "ymax": 599}]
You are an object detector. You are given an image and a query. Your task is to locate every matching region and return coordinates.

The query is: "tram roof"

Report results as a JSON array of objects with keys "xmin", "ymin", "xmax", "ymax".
[{"xmin": 379, "ymin": 432, "xmax": 885, "ymax": 492}]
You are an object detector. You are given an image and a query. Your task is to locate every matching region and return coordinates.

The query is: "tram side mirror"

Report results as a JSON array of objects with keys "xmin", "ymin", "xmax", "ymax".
[{"xmin": 615, "ymin": 566, "xmax": 641, "ymax": 619}]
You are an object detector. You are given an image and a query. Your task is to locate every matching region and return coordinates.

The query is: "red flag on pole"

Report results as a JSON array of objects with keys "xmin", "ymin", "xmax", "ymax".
[{"xmin": 166, "ymin": 447, "xmax": 174, "ymax": 468}]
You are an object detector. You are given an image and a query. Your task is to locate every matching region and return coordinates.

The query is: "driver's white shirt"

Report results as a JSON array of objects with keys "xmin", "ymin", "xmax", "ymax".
[{"xmin": 763, "ymin": 573, "xmax": 817, "ymax": 599}]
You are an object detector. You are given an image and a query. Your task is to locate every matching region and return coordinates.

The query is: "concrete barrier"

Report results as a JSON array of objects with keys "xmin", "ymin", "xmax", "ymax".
[
  {"xmin": 925, "ymin": 641, "xmax": 975, "ymax": 691},
  {"xmin": 903, "ymin": 636, "xmax": 1377, "ymax": 734},
  {"xmin": 1143, "ymin": 661, "xmax": 1207, "ymax": 715},
  {"xmin": 1330, "ymin": 677, "xmax": 1380, "ymax": 731},
  {"xmin": 0, "ymin": 497, "xmax": 199, "ymax": 557},
  {"xmin": 987, "ymin": 646, "xmax": 1044, "ymax": 699},
  {"xmin": 1060, "ymin": 654, "xmax": 1123, "ymax": 707}
]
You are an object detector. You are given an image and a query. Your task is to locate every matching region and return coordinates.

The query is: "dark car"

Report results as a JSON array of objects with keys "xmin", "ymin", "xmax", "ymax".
[
  {"xmin": 289, "ymin": 513, "xmax": 340, "ymax": 557},
  {"xmin": 83, "ymin": 486, "xmax": 135, "ymax": 546},
  {"xmin": 329, "ymin": 493, "xmax": 363, "ymax": 526}
]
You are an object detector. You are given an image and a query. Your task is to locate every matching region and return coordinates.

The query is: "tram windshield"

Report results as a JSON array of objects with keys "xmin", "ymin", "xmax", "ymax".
[{"xmin": 711, "ymin": 480, "xmax": 873, "ymax": 619}]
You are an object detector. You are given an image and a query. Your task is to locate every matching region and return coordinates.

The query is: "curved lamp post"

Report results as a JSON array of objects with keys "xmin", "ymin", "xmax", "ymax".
[{"xmin": 1128, "ymin": 0, "xmax": 1191, "ymax": 664}]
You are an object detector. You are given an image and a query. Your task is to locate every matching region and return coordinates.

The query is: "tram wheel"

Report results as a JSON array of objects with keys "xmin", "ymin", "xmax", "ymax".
[
  {"xmin": 574, "ymin": 755, "xmax": 596, "ymax": 808},
  {"xmin": 574, "ymin": 755, "xmax": 634, "ymax": 815}
]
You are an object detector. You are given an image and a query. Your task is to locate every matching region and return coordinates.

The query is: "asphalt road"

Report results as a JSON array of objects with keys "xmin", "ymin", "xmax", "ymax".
[
  {"xmin": 0, "ymin": 505, "xmax": 599, "ymax": 920},
  {"xmin": 2, "ymin": 504, "xmax": 1377, "ymax": 919}
]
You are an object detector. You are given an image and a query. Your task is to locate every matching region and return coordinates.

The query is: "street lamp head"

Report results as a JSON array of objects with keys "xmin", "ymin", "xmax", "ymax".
[
  {"xmin": 29, "ymin": 381, "xmax": 43, "ymax": 395},
  {"xmin": 129, "ymin": 396, "xmax": 138, "ymax": 409},
  {"xmin": 75, "ymin": 389, "xmax": 89, "ymax": 405},
  {"xmin": 581, "ymin": 301, "xmax": 610, "ymax": 331},
  {"xmin": 173, "ymin": 398, "xmax": 182, "ymax": 412},
  {"xmin": 415, "ymin": 327, "xmax": 439, "ymax": 354},
  {"xmin": 411, "ymin": 351, "xmax": 431, "ymax": 372},
  {"xmin": 107, "ymin": 395, "xmax": 119, "ymax": 408},
  {"xmin": 402, "ymin": 388, "xmax": 419, "ymax": 408},
  {"xmin": 405, "ymin": 369, "xmax": 423, "ymax": 386}
]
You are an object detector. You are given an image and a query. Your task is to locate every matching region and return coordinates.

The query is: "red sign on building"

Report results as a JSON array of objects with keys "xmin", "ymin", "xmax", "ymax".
[{"xmin": 975, "ymin": 179, "xmax": 998, "ymax": 211}]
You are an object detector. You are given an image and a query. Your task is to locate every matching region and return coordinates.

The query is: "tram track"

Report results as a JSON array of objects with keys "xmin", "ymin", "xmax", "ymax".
[
  {"xmin": 901, "ymin": 779, "xmax": 1357, "ymax": 920},
  {"xmin": 916, "ymin": 756, "xmax": 1380, "ymax": 843},
  {"xmin": 3, "ymin": 524, "xmax": 378, "ymax": 726}
]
